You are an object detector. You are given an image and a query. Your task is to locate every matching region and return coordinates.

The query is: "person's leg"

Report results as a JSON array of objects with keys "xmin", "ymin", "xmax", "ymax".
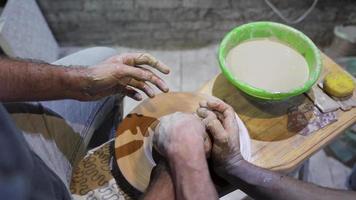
[
  {"xmin": 6, "ymin": 47, "xmax": 123, "ymax": 188},
  {"xmin": 349, "ymin": 165, "xmax": 356, "ymax": 190},
  {"xmin": 0, "ymin": 104, "xmax": 72, "ymax": 200}
]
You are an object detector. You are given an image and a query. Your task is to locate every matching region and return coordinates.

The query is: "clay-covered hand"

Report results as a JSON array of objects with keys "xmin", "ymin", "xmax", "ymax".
[
  {"xmin": 197, "ymin": 99, "xmax": 244, "ymax": 173},
  {"xmin": 78, "ymin": 53, "xmax": 170, "ymax": 101},
  {"xmin": 153, "ymin": 112, "xmax": 211, "ymax": 158}
]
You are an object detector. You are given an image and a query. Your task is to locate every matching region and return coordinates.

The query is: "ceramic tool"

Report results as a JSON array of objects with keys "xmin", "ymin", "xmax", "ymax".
[
  {"xmin": 305, "ymin": 85, "xmax": 340, "ymax": 113},
  {"xmin": 337, "ymin": 96, "xmax": 356, "ymax": 111}
]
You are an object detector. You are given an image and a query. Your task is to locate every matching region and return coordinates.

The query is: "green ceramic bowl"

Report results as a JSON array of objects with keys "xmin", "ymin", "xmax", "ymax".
[{"xmin": 218, "ymin": 21, "xmax": 322, "ymax": 100}]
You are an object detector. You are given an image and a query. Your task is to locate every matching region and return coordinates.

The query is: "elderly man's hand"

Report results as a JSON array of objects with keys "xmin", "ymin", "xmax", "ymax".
[
  {"xmin": 153, "ymin": 112, "xmax": 219, "ymax": 200},
  {"xmin": 77, "ymin": 53, "xmax": 170, "ymax": 101},
  {"xmin": 197, "ymin": 99, "xmax": 244, "ymax": 173},
  {"xmin": 153, "ymin": 112, "xmax": 211, "ymax": 158}
]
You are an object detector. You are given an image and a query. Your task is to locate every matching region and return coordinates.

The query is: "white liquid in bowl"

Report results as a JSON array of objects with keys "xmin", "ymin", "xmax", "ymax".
[{"xmin": 225, "ymin": 38, "xmax": 309, "ymax": 93}]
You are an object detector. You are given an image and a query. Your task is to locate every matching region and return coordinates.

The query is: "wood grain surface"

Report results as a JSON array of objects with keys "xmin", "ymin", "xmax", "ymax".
[{"xmin": 197, "ymin": 53, "xmax": 356, "ymax": 172}]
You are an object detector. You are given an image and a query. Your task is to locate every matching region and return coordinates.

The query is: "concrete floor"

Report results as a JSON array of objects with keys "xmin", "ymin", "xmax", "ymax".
[{"xmin": 63, "ymin": 44, "xmax": 352, "ymax": 199}]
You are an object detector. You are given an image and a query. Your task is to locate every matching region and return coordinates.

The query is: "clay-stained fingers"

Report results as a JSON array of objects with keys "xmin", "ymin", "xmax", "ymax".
[
  {"xmin": 206, "ymin": 100, "xmax": 237, "ymax": 131},
  {"xmin": 198, "ymin": 110, "xmax": 212, "ymax": 156},
  {"xmin": 102, "ymin": 85, "xmax": 142, "ymax": 101},
  {"xmin": 121, "ymin": 65, "xmax": 169, "ymax": 93},
  {"xmin": 197, "ymin": 107, "xmax": 227, "ymax": 143},
  {"xmin": 199, "ymin": 100, "xmax": 224, "ymax": 121},
  {"xmin": 204, "ymin": 136, "xmax": 212, "ymax": 158},
  {"xmin": 128, "ymin": 79, "xmax": 155, "ymax": 98},
  {"xmin": 134, "ymin": 65, "xmax": 170, "ymax": 92},
  {"xmin": 123, "ymin": 53, "xmax": 170, "ymax": 74},
  {"xmin": 123, "ymin": 86, "xmax": 143, "ymax": 101},
  {"xmin": 206, "ymin": 99, "xmax": 235, "ymax": 118},
  {"xmin": 199, "ymin": 100, "xmax": 208, "ymax": 108},
  {"xmin": 196, "ymin": 107, "xmax": 216, "ymax": 120},
  {"xmin": 205, "ymin": 118, "xmax": 227, "ymax": 143}
]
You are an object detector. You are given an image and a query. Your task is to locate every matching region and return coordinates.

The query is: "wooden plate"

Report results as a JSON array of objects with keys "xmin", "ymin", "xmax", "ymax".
[{"xmin": 114, "ymin": 92, "xmax": 251, "ymax": 192}]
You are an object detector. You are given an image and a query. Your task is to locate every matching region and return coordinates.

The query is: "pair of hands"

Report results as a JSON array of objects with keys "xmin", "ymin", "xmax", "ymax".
[
  {"xmin": 154, "ymin": 99, "xmax": 244, "ymax": 174},
  {"xmin": 78, "ymin": 53, "xmax": 170, "ymax": 101},
  {"xmin": 85, "ymin": 52, "xmax": 242, "ymax": 172}
]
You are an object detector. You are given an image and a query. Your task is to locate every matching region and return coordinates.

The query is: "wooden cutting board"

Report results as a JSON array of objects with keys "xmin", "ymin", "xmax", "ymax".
[
  {"xmin": 114, "ymin": 92, "xmax": 251, "ymax": 193},
  {"xmin": 197, "ymin": 54, "xmax": 356, "ymax": 172}
]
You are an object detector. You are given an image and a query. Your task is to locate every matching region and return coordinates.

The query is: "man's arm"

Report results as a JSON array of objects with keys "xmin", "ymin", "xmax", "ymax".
[
  {"xmin": 153, "ymin": 112, "xmax": 218, "ymax": 200},
  {"xmin": 197, "ymin": 99, "xmax": 356, "ymax": 200},
  {"xmin": 0, "ymin": 58, "xmax": 87, "ymax": 101},
  {"xmin": 166, "ymin": 140, "xmax": 216, "ymax": 200},
  {"xmin": 224, "ymin": 160, "xmax": 356, "ymax": 200},
  {"xmin": 142, "ymin": 162, "xmax": 175, "ymax": 200},
  {"xmin": 0, "ymin": 53, "xmax": 170, "ymax": 102}
]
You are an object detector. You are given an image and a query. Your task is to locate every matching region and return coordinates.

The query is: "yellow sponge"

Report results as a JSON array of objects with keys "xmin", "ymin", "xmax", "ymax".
[{"xmin": 323, "ymin": 72, "xmax": 355, "ymax": 98}]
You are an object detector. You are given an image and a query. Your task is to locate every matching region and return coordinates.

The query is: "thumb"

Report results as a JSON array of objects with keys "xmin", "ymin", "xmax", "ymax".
[
  {"xmin": 204, "ymin": 118, "xmax": 226, "ymax": 144},
  {"xmin": 197, "ymin": 108, "xmax": 227, "ymax": 144}
]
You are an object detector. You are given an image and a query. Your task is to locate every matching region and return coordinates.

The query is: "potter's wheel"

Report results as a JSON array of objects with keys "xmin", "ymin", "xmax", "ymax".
[{"xmin": 114, "ymin": 92, "xmax": 251, "ymax": 193}]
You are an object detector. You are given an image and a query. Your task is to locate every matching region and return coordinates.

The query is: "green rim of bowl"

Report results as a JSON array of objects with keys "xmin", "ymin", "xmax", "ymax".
[{"xmin": 218, "ymin": 21, "xmax": 322, "ymax": 100}]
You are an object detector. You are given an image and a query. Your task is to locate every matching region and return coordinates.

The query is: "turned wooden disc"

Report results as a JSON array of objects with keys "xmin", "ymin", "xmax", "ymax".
[{"xmin": 114, "ymin": 92, "xmax": 250, "ymax": 192}]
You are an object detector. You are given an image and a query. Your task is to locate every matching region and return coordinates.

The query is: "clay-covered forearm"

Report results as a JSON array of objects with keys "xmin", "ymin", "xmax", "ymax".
[
  {"xmin": 0, "ymin": 57, "xmax": 89, "ymax": 102},
  {"xmin": 142, "ymin": 163, "xmax": 175, "ymax": 200},
  {"xmin": 224, "ymin": 160, "xmax": 356, "ymax": 200},
  {"xmin": 168, "ymin": 149, "xmax": 218, "ymax": 200}
]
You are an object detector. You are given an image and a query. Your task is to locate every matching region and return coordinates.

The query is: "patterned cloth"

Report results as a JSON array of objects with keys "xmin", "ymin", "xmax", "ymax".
[{"xmin": 71, "ymin": 141, "xmax": 132, "ymax": 200}]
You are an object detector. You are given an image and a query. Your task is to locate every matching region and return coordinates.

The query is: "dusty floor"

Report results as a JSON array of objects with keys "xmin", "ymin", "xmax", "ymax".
[{"xmin": 63, "ymin": 44, "xmax": 353, "ymax": 199}]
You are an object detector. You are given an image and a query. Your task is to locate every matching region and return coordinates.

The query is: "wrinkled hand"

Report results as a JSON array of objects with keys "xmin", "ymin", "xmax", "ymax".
[
  {"xmin": 153, "ymin": 112, "xmax": 211, "ymax": 158},
  {"xmin": 197, "ymin": 99, "xmax": 244, "ymax": 172},
  {"xmin": 80, "ymin": 53, "xmax": 170, "ymax": 100}
]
